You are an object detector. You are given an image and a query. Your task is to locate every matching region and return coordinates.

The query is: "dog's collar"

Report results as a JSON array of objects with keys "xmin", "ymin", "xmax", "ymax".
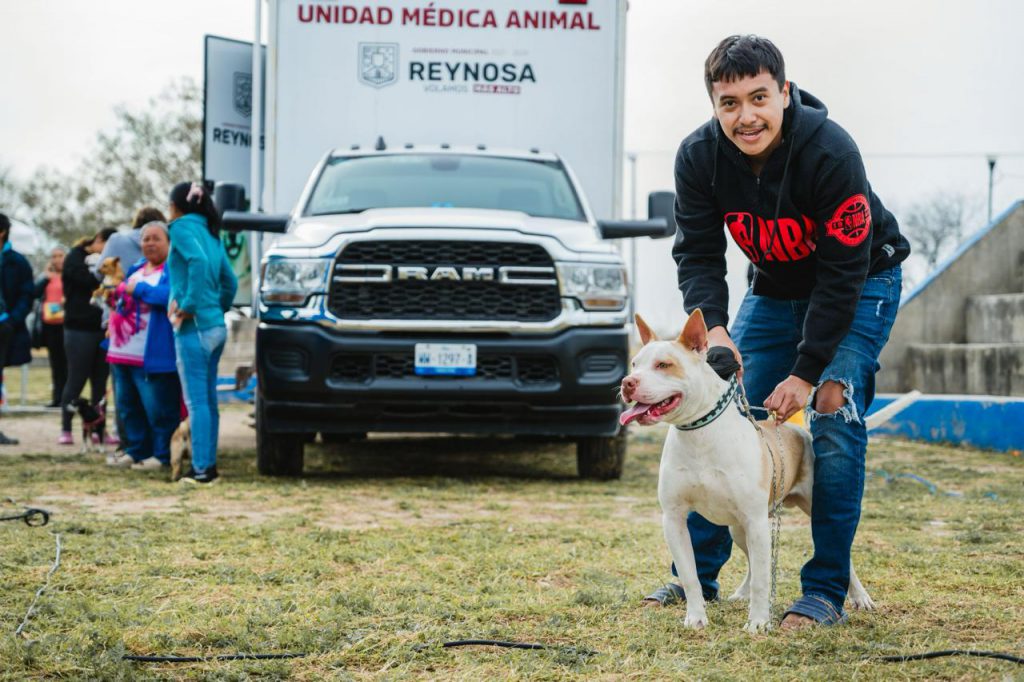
[{"xmin": 674, "ymin": 374, "xmax": 739, "ymax": 431}]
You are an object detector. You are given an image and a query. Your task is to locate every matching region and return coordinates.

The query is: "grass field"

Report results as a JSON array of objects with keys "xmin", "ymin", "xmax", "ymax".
[{"xmin": 1, "ymin": 419, "xmax": 1022, "ymax": 680}]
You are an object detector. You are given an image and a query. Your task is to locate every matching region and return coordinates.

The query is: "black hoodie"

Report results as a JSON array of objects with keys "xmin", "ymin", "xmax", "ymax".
[{"xmin": 672, "ymin": 83, "xmax": 910, "ymax": 384}]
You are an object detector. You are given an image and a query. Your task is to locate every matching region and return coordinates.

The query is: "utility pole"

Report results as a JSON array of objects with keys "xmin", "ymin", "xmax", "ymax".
[
  {"xmin": 250, "ymin": 0, "xmax": 264, "ymax": 315},
  {"xmin": 627, "ymin": 152, "xmax": 638, "ymax": 319},
  {"xmin": 986, "ymin": 156, "xmax": 997, "ymax": 224}
]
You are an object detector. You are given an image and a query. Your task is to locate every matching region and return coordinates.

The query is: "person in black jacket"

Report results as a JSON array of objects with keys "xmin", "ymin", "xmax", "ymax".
[
  {"xmin": 0, "ymin": 213, "xmax": 35, "ymax": 445},
  {"xmin": 643, "ymin": 36, "xmax": 911, "ymax": 629},
  {"xmin": 58, "ymin": 228, "xmax": 117, "ymax": 446}
]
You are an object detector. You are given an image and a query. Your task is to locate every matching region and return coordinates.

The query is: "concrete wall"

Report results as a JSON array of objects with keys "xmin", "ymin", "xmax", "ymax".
[
  {"xmin": 966, "ymin": 293, "xmax": 1024, "ymax": 343},
  {"xmin": 878, "ymin": 201, "xmax": 1024, "ymax": 392}
]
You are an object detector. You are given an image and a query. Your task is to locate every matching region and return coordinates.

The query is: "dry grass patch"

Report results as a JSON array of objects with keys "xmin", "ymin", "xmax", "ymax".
[{"xmin": 0, "ymin": 427, "xmax": 1022, "ymax": 680}]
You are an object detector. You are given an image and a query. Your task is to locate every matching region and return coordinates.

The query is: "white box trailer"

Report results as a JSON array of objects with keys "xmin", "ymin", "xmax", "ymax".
[{"xmin": 262, "ymin": 0, "xmax": 627, "ymax": 219}]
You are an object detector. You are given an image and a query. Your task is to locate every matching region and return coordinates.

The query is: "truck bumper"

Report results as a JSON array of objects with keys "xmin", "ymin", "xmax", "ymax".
[{"xmin": 257, "ymin": 322, "xmax": 628, "ymax": 437}]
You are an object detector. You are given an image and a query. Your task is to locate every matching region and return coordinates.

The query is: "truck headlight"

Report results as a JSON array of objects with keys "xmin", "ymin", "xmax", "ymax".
[
  {"xmin": 261, "ymin": 258, "xmax": 330, "ymax": 305},
  {"xmin": 556, "ymin": 263, "xmax": 628, "ymax": 311}
]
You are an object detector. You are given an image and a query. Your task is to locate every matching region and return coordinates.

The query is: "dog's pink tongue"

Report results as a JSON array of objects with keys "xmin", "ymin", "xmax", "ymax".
[{"xmin": 620, "ymin": 402, "xmax": 652, "ymax": 426}]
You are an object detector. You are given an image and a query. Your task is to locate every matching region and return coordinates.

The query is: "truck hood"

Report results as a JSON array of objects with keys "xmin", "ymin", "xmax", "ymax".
[{"xmin": 272, "ymin": 207, "xmax": 616, "ymax": 256}]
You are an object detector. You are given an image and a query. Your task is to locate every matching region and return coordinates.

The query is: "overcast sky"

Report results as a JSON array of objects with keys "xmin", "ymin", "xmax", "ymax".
[{"xmin": 1, "ymin": 0, "xmax": 1022, "ymax": 329}]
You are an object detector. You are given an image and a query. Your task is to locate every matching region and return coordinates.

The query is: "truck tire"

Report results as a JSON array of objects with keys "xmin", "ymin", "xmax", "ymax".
[
  {"xmin": 576, "ymin": 430, "xmax": 627, "ymax": 480},
  {"xmin": 256, "ymin": 398, "xmax": 304, "ymax": 476}
]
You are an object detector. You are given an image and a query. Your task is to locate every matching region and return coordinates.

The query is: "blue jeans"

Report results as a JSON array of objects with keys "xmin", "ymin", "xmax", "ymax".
[
  {"xmin": 111, "ymin": 364, "xmax": 182, "ymax": 464},
  {"xmin": 681, "ymin": 266, "xmax": 901, "ymax": 613},
  {"xmin": 174, "ymin": 324, "xmax": 227, "ymax": 473}
]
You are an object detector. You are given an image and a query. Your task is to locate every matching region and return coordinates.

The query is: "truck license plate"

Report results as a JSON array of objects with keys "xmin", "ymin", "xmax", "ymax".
[{"xmin": 414, "ymin": 343, "xmax": 477, "ymax": 376}]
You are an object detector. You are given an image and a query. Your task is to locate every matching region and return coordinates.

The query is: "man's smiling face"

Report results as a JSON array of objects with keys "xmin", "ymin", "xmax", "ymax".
[{"xmin": 711, "ymin": 70, "xmax": 789, "ymax": 167}]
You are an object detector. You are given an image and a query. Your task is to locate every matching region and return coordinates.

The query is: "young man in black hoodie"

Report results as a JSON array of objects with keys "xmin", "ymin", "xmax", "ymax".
[{"xmin": 644, "ymin": 35, "xmax": 910, "ymax": 628}]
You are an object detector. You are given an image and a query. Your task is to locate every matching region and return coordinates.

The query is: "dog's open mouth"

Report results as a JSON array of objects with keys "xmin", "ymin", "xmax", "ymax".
[{"xmin": 620, "ymin": 394, "xmax": 682, "ymax": 426}]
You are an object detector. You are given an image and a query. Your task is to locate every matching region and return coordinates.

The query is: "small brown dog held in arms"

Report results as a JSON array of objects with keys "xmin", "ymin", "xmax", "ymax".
[
  {"xmin": 90, "ymin": 256, "xmax": 125, "ymax": 309},
  {"xmin": 170, "ymin": 418, "xmax": 192, "ymax": 481}
]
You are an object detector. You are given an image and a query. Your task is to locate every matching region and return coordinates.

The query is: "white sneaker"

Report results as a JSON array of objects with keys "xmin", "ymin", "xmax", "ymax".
[
  {"xmin": 130, "ymin": 456, "xmax": 165, "ymax": 471},
  {"xmin": 105, "ymin": 451, "xmax": 134, "ymax": 468}
]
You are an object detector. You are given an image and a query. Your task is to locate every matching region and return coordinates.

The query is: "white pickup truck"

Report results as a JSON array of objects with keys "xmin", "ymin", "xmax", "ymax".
[{"xmin": 220, "ymin": 141, "xmax": 670, "ymax": 478}]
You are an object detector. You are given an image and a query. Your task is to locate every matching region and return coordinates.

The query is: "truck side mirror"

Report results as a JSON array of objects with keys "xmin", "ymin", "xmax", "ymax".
[
  {"xmin": 222, "ymin": 211, "xmax": 291, "ymax": 233},
  {"xmin": 213, "ymin": 182, "xmax": 248, "ymax": 215},
  {"xmin": 597, "ymin": 218, "xmax": 669, "ymax": 239},
  {"xmin": 647, "ymin": 191, "xmax": 676, "ymax": 238}
]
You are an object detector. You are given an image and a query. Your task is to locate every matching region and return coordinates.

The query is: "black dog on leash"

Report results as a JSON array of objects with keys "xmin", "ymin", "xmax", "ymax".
[{"xmin": 66, "ymin": 398, "xmax": 107, "ymax": 453}]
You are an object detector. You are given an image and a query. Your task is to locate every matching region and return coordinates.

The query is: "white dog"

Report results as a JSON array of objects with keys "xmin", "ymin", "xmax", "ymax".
[{"xmin": 620, "ymin": 309, "xmax": 874, "ymax": 631}]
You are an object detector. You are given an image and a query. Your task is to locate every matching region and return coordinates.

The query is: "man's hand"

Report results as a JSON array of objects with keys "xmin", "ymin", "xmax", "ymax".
[
  {"xmin": 764, "ymin": 375, "xmax": 814, "ymax": 423},
  {"xmin": 707, "ymin": 325, "xmax": 742, "ymax": 379}
]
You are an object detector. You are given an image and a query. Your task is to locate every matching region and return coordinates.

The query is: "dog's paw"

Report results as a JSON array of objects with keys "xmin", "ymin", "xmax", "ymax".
[
  {"xmin": 727, "ymin": 589, "xmax": 750, "ymax": 602},
  {"xmin": 743, "ymin": 618, "xmax": 772, "ymax": 633},
  {"xmin": 848, "ymin": 592, "xmax": 876, "ymax": 611},
  {"xmin": 683, "ymin": 612, "xmax": 708, "ymax": 629}
]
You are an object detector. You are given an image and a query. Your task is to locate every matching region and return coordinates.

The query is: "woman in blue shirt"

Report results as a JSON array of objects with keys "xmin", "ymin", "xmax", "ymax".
[
  {"xmin": 105, "ymin": 221, "xmax": 182, "ymax": 470},
  {"xmin": 166, "ymin": 182, "xmax": 238, "ymax": 484}
]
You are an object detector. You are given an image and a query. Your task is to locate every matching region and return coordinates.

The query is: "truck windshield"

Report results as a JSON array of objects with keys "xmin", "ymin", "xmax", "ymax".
[{"xmin": 305, "ymin": 154, "xmax": 585, "ymax": 221}]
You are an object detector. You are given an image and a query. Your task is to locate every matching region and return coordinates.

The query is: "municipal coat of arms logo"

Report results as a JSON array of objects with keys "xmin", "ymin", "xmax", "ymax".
[
  {"xmin": 233, "ymin": 72, "xmax": 252, "ymax": 118},
  {"xmin": 359, "ymin": 43, "xmax": 399, "ymax": 88}
]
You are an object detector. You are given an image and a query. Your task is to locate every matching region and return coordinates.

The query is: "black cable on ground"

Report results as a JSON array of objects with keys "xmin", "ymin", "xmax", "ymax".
[
  {"xmin": 0, "ymin": 507, "xmax": 50, "ymax": 526},
  {"xmin": 123, "ymin": 653, "xmax": 306, "ymax": 662},
  {"xmin": 443, "ymin": 639, "xmax": 548, "ymax": 650},
  {"xmin": 441, "ymin": 639, "xmax": 598, "ymax": 657},
  {"xmin": 877, "ymin": 650, "xmax": 1024, "ymax": 665}
]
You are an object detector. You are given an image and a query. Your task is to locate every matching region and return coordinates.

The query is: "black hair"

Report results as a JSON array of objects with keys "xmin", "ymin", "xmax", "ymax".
[
  {"xmin": 704, "ymin": 35, "xmax": 786, "ymax": 98},
  {"xmin": 96, "ymin": 227, "xmax": 118, "ymax": 242},
  {"xmin": 73, "ymin": 226, "xmax": 118, "ymax": 250},
  {"xmin": 132, "ymin": 206, "xmax": 167, "ymax": 229},
  {"xmin": 0, "ymin": 212, "xmax": 9, "ymax": 237},
  {"xmin": 169, "ymin": 181, "xmax": 221, "ymax": 238}
]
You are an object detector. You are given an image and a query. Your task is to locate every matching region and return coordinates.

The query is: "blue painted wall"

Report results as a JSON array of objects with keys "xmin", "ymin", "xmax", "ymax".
[{"xmin": 868, "ymin": 394, "xmax": 1024, "ymax": 452}]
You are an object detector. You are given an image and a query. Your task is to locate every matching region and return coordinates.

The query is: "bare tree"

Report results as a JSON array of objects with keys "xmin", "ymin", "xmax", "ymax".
[
  {"xmin": 900, "ymin": 190, "xmax": 980, "ymax": 271},
  {"xmin": 18, "ymin": 166, "xmax": 87, "ymax": 247},
  {"xmin": 0, "ymin": 164, "xmax": 28, "ymax": 222},
  {"xmin": 14, "ymin": 78, "xmax": 202, "ymax": 247},
  {"xmin": 77, "ymin": 77, "xmax": 202, "ymax": 228}
]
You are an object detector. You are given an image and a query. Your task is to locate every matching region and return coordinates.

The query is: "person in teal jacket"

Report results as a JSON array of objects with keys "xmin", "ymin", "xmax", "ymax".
[{"xmin": 166, "ymin": 181, "xmax": 238, "ymax": 484}]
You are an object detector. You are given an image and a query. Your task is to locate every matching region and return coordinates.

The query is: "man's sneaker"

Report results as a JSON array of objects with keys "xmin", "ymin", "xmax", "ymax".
[
  {"xmin": 105, "ymin": 451, "xmax": 134, "ymax": 468},
  {"xmin": 57, "ymin": 432, "xmax": 74, "ymax": 446},
  {"xmin": 179, "ymin": 466, "xmax": 219, "ymax": 485},
  {"xmin": 0, "ymin": 431, "xmax": 18, "ymax": 445},
  {"xmin": 131, "ymin": 456, "xmax": 166, "ymax": 471}
]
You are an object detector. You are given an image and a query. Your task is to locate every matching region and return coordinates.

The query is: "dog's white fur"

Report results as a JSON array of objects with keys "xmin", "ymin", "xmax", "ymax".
[{"xmin": 621, "ymin": 310, "xmax": 874, "ymax": 631}]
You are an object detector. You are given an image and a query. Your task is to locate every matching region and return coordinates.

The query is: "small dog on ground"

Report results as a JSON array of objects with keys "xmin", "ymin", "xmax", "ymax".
[
  {"xmin": 66, "ymin": 398, "xmax": 107, "ymax": 454},
  {"xmin": 90, "ymin": 256, "xmax": 125, "ymax": 309},
  {"xmin": 619, "ymin": 310, "xmax": 874, "ymax": 632},
  {"xmin": 170, "ymin": 417, "xmax": 192, "ymax": 481}
]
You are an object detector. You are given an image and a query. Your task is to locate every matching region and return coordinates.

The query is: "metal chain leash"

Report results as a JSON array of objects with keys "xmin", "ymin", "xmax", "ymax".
[{"xmin": 737, "ymin": 384, "xmax": 786, "ymax": 621}]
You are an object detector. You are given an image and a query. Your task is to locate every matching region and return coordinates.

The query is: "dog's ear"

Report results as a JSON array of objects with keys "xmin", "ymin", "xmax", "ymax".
[
  {"xmin": 112, "ymin": 257, "xmax": 120, "ymax": 265},
  {"xmin": 634, "ymin": 314, "xmax": 658, "ymax": 346},
  {"xmin": 678, "ymin": 308, "xmax": 709, "ymax": 353}
]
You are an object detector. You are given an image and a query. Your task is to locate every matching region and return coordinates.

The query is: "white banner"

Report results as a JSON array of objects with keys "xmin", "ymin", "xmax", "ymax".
[
  {"xmin": 203, "ymin": 35, "xmax": 268, "ymax": 308},
  {"xmin": 203, "ymin": 35, "xmax": 266, "ymax": 195},
  {"xmin": 268, "ymin": 0, "xmax": 625, "ymax": 218}
]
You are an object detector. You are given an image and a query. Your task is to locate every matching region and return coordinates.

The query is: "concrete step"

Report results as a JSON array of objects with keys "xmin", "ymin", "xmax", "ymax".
[
  {"xmin": 905, "ymin": 343, "xmax": 1024, "ymax": 396},
  {"xmin": 966, "ymin": 293, "xmax": 1024, "ymax": 343}
]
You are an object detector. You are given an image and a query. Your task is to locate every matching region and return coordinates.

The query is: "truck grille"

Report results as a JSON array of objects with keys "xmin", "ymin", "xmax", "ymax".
[
  {"xmin": 329, "ymin": 240, "xmax": 561, "ymax": 321},
  {"xmin": 329, "ymin": 352, "xmax": 559, "ymax": 386}
]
